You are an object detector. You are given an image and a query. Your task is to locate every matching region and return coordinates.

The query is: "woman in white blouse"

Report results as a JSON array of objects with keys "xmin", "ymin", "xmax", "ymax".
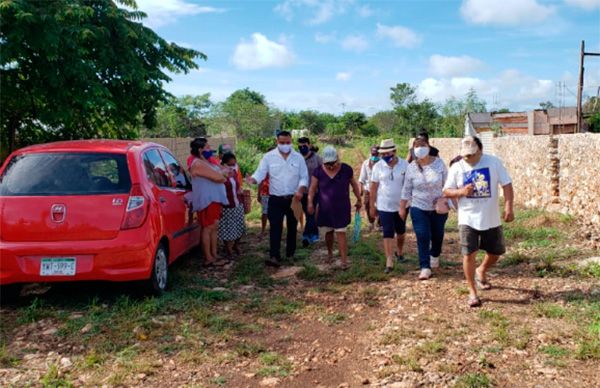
[{"xmin": 400, "ymin": 137, "xmax": 448, "ymax": 280}]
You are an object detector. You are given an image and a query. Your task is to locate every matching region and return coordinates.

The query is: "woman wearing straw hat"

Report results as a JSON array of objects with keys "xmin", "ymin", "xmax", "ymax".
[{"xmin": 369, "ymin": 139, "xmax": 409, "ymax": 273}]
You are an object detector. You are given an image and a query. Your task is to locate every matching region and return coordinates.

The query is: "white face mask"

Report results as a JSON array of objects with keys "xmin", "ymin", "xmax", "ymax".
[
  {"xmin": 414, "ymin": 146, "xmax": 429, "ymax": 160},
  {"xmin": 278, "ymin": 144, "xmax": 292, "ymax": 154}
]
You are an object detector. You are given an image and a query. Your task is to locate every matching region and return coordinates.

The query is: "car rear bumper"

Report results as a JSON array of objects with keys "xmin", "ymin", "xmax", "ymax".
[{"xmin": 0, "ymin": 228, "xmax": 155, "ymax": 285}]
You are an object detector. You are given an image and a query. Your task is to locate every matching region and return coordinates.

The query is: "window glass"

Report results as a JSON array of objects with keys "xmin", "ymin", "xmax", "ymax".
[
  {"xmin": 143, "ymin": 149, "xmax": 171, "ymax": 187},
  {"xmin": 160, "ymin": 150, "xmax": 190, "ymax": 189}
]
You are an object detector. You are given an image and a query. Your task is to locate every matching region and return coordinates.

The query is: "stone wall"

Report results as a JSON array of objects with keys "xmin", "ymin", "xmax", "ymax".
[
  {"xmin": 141, "ymin": 136, "xmax": 236, "ymax": 165},
  {"xmin": 430, "ymin": 133, "xmax": 600, "ymax": 243}
]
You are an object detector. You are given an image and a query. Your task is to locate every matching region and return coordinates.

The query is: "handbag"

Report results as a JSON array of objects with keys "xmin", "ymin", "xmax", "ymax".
[{"xmin": 434, "ymin": 197, "xmax": 450, "ymax": 215}]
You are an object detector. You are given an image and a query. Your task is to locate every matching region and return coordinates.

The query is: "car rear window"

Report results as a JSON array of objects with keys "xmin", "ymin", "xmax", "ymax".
[{"xmin": 0, "ymin": 152, "xmax": 131, "ymax": 196}]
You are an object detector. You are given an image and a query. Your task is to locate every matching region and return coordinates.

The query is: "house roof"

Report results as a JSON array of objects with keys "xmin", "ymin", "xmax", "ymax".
[{"xmin": 467, "ymin": 112, "xmax": 492, "ymax": 128}]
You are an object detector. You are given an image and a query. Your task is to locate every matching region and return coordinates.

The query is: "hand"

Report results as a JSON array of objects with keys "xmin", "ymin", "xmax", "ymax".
[
  {"xmin": 355, "ymin": 200, "xmax": 362, "ymax": 210},
  {"xmin": 461, "ymin": 183, "xmax": 474, "ymax": 197},
  {"xmin": 399, "ymin": 207, "xmax": 407, "ymax": 221},
  {"xmin": 370, "ymin": 207, "xmax": 377, "ymax": 220},
  {"xmin": 307, "ymin": 203, "xmax": 315, "ymax": 215},
  {"xmin": 245, "ymin": 174, "xmax": 256, "ymax": 185},
  {"xmin": 503, "ymin": 207, "xmax": 515, "ymax": 223},
  {"xmin": 294, "ymin": 190, "xmax": 303, "ymax": 202},
  {"xmin": 256, "ymin": 196, "xmax": 262, "ymax": 204}
]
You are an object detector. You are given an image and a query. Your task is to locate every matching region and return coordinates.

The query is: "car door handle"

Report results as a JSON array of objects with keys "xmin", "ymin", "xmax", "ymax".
[{"xmin": 159, "ymin": 197, "xmax": 167, "ymax": 203}]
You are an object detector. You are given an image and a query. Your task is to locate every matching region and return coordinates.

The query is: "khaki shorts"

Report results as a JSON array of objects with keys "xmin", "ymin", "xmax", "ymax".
[
  {"xmin": 459, "ymin": 225, "xmax": 506, "ymax": 256},
  {"xmin": 319, "ymin": 226, "xmax": 347, "ymax": 234}
]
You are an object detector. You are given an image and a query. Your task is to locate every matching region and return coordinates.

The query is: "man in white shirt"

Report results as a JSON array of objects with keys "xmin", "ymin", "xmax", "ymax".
[
  {"xmin": 247, "ymin": 131, "xmax": 309, "ymax": 266},
  {"xmin": 369, "ymin": 139, "xmax": 409, "ymax": 274},
  {"xmin": 359, "ymin": 145, "xmax": 380, "ymax": 231},
  {"xmin": 443, "ymin": 136, "xmax": 514, "ymax": 308}
]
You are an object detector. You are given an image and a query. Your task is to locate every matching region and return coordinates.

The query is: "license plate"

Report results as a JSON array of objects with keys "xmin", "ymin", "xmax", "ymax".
[{"xmin": 40, "ymin": 258, "xmax": 76, "ymax": 276}]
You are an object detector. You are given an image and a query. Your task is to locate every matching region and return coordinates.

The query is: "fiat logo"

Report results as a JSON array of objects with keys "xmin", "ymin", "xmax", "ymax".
[{"xmin": 51, "ymin": 204, "xmax": 66, "ymax": 223}]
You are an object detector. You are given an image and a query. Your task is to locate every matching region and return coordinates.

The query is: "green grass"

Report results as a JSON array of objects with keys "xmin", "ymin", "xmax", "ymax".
[
  {"xmin": 499, "ymin": 251, "xmax": 531, "ymax": 268},
  {"xmin": 539, "ymin": 344, "xmax": 569, "ymax": 358},
  {"xmin": 454, "ymin": 372, "xmax": 492, "ymax": 388},
  {"xmin": 534, "ymin": 303, "xmax": 566, "ymax": 319},
  {"xmin": 0, "ymin": 344, "xmax": 20, "ymax": 368},
  {"xmin": 321, "ymin": 312, "xmax": 348, "ymax": 325},
  {"xmin": 230, "ymin": 254, "xmax": 274, "ymax": 287},
  {"xmin": 234, "ymin": 341, "xmax": 267, "ymax": 357},
  {"xmin": 391, "ymin": 354, "xmax": 422, "ymax": 372},
  {"xmin": 416, "ymin": 340, "xmax": 446, "ymax": 355},
  {"xmin": 297, "ymin": 263, "xmax": 331, "ymax": 281},
  {"xmin": 40, "ymin": 363, "xmax": 73, "ymax": 388},
  {"xmin": 257, "ymin": 352, "xmax": 293, "ymax": 377},
  {"xmin": 263, "ymin": 296, "xmax": 303, "ymax": 319}
]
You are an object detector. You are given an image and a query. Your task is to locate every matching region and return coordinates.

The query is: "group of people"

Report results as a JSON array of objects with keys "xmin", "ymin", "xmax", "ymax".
[{"xmin": 188, "ymin": 130, "xmax": 514, "ymax": 308}]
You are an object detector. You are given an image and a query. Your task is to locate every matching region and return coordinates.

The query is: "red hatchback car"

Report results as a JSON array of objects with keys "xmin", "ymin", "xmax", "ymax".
[{"xmin": 0, "ymin": 140, "xmax": 200, "ymax": 300}]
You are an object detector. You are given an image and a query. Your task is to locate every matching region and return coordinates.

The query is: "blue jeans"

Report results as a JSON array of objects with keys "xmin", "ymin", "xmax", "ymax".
[
  {"xmin": 410, "ymin": 207, "xmax": 448, "ymax": 269},
  {"xmin": 301, "ymin": 193, "xmax": 319, "ymax": 242}
]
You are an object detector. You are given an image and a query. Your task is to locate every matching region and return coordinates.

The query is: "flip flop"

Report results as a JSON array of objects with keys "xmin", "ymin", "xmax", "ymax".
[
  {"xmin": 475, "ymin": 273, "xmax": 492, "ymax": 290},
  {"xmin": 468, "ymin": 296, "xmax": 482, "ymax": 308}
]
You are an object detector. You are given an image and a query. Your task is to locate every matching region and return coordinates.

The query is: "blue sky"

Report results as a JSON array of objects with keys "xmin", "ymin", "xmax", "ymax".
[{"xmin": 134, "ymin": 0, "xmax": 600, "ymax": 114}]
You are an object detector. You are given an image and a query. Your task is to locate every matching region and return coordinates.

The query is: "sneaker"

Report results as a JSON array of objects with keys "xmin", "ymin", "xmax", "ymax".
[
  {"xmin": 395, "ymin": 253, "xmax": 405, "ymax": 262},
  {"xmin": 430, "ymin": 256, "xmax": 440, "ymax": 269},
  {"xmin": 418, "ymin": 268, "xmax": 432, "ymax": 280},
  {"xmin": 301, "ymin": 238, "xmax": 309, "ymax": 248},
  {"xmin": 384, "ymin": 266, "xmax": 393, "ymax": 274},
  {"xmin": 309, "ymin": 235, "xmax": 320, "ymax": 244}
]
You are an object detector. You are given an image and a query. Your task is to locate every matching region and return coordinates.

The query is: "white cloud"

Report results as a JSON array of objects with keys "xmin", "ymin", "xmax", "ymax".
[
  {"xmin": 133, "ymin": 0, "xmax": 225, "ymax": 28},
  {"xmin": 428, "ymin": 55, "xmax": 485, "ymax": 77},
  {"xmin": 460, "ymin": 0, "xmax": 555, "ymax": 26},
  {"xmin": 565, "ymin": 0, "xmax": 600, "ymax": 9},
  {"xmin": 341, "ymin": 35, "xmax": 369, "ymax": 52},
  {"xmin": 232, "ymin": 33, "xmax": 295, "ymax": 70},
  {"xmin": 375, "ymin": 23, "xmax": 421, "ymax": 48},
  {"xmin": 357, "ymin": 5, "xmax": 374, "ymax": 17},
  {"xmin": 315, "ymin": 32, "xmax": 336, "ymax": 44},
  {"xmin": 274, "ymin": 0, "xmax": 353, "ymax": 25},
  {"xmin": 335, "ymin": 72, "xmax": 352, "ymax": 81}
]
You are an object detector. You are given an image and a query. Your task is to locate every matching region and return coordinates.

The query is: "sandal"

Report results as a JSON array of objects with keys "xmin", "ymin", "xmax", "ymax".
[
  {"xmin": 468, "ymin": 296, "xmax": 482, "ymax": 308},
  {"xmin": 475, "ymin": 272, "xmax": 492, "ymax": 290}
]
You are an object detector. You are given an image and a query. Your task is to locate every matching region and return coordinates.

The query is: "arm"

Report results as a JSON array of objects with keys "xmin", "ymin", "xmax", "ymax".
[
  {"xmin": 248, "ymin": 155, "xmax": 268, "ymax": 185},
  {"xmin": 358, "ymin": 162, "xmax": 368, "ymax": 196},
  {"xmin": 190, "ymin": 161, "xmax": 226, "ymax": 183},
  {"xmin": 369, "ymin": 181, "xmax": 379, "ymax": 219},
  {"xmin": 296, "ymin": 156, "xmax": 309, "ymax": 200},
  {"xmin": 399, "ymin": 169, "xmax": 412, "ymax": 220},
  {"xmin": 350, "ymin": 177, "xmax": 362, "ymax": 209},
  {"xmin": 502, "ymin": 183, "xmax": 514, "ymax": 222},
  {"xmin": 307, "ymin": 176, "xmax": 319, "ymax": 215}
]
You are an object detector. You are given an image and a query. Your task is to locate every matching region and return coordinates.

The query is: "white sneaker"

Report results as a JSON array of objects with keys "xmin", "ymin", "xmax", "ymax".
[
  {"xmin": 430, "ymin": 256, "xmax": 440, "ymax": 269},
  {"xmin": 418, "ymin": 268, "xmax": 432, "ymax": 280}
]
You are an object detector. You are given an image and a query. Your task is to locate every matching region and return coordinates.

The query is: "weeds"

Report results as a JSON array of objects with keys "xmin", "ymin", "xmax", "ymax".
[
  {"xmin": 257, "ymin": 352, "xmax": 293, "ymax": 377},
  {"xmin": 454, "ymin": 372, "xmax": 492, "ymax": 388},
  {"xmin": 321, "ymin": 312, "xmax": 347, "ymax": 325},
  {"xmin": 40, "ymin": 363, "xmax": 73, "ymax": 388},
  {"xmin": 534, "ymin": 303, "xmax": 566, "ymax": 319}
]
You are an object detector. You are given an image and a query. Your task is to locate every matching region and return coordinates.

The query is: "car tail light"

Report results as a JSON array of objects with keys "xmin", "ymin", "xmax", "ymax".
[{"xmin": 121, "ymin": 184, "xmax": 148, "ymax": 230}]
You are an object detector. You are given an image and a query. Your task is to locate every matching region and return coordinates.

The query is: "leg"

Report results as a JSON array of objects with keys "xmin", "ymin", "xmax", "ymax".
[
  {"xmin": 430, "ymin": 213, "xmax": 448, "ymax": 259},
  {"xmin": 336, "ymin": 231, "xmax": 348, "ymax": 265},
  {"xmin": 410, "ymin": 207, "xmax": 431, "ymax": 269},
  {"xmin": 268, "ymin": 197, "xmax": 285, "ymax": 260},
  {"xmin": 325, "ymin": 230, "xmax": 334, "ymax": 260},
  {"xmin": 384, "ymin": 239, "xmax": 395, "ymax": 268},
  {"xmin": 379, "ymin": 211, "xmax": 396, "ymax": 270},
  {"xmin": 224, "ymin": 240, "xmax": 234, "ymax": 257},
  {"xmin": 459, "ymin": 225, "xmax": 481, "ymax": 302},
  {"xmin": 285, "ymin": 199, "xmax": 298, "ymax": 258},
  {"xmin": 201, "ymin": 226, "xmax": 214, "ymax": 262},
  {"xmin": 394, "ymin": 211, "xmax": 406, "ymax": 257},
  {"xmin": 233, "ymin": 239, "xmax": 241, "ymax": 255},
  {"xmin": 300, "ymin": 194, "xmax": 310, "ymax": 244},
  {"xmin": 209, "ymin": 224, "xmax": 219, "ymax": 259},
  {"xmin": 463, "ymin": 252, "xmax": 479, "ymax": 298},
  {"xmin": 477, "ymin": 254, "xmax": 500, "ymax": 283},
  {"xmin": 476, "ymin": 226, "xmax": 506, "ymax": 284},
  {"xmin": 261, "ymin": 214, "xmax": 268, "ymax": 235}
]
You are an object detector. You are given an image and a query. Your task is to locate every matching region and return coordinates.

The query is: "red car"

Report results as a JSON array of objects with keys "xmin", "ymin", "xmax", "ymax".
[{"xmin": 0, "ymin": 140, "xmax": 200, "ymax": 300}]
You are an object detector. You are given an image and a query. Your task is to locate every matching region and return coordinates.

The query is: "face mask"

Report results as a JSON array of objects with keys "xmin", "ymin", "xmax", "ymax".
[
  {"xmin": 299, "ymin": 145, "xmax": 310, "ymax": 155},
  {"xmin": 382, "ymin": 155, "xmax": 394, "ymax": 164},
  {"xmin": 370, "ymin": 156, "xmax": 379, "ymax": 162},
  {"xmin": 202, "ymin": 150, "xmax": 213, "ymax": 159},
  {"xmin": 414, "ymin": 146, "xmax": 429, "ymax": 160},
  {"xmin": 278, "ymin": 144, "xmax": 292, "ymax": 154}
]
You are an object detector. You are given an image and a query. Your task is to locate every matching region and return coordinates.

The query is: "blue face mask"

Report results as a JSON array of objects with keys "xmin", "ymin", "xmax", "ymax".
[
  {"xmin": 299, "ymin": 145, "xmax": 310, "ymax": 155},
  {"xmin": 382, "ymin": 155, "xmax": 394, "ymax": 164},
  {"xmin": 202, "ymin": 150, "xmax": 213, "ymax": 159},
  {"xmin": 370, "ymin": 156, "xmax": 380, "ymax": 162}
]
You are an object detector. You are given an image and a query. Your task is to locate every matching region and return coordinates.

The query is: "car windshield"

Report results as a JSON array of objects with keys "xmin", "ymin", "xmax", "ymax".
[{"xmin": 0, "ymin": 152, "xmax": 131, "ymax": 196}]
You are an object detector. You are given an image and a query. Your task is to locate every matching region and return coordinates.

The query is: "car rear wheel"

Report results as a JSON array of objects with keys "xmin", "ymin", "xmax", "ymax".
[
  {"xmin": 148, "ymin": 243, "xmax": 168, "ymax": 295},
  {"xmin": 0, "ymin": 284, "xmax": 23, "ymax": 305}
]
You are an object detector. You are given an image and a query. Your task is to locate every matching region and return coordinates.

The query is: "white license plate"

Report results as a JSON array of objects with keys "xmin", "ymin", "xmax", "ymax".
[{"xmin": 40, "ymin": 258, "xmax": 76, "ymax": 276}]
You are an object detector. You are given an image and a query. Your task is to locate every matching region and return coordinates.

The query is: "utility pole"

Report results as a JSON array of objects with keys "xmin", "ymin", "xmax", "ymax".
[{"xmin": 577, "ymin": 40, "xmax": 600, "ymax": 133}]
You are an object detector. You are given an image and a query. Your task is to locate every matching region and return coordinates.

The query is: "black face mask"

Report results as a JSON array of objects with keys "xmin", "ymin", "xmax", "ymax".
[{"xmin": 299, "ymin": 145, "xmax": 310, "ymax": 155}]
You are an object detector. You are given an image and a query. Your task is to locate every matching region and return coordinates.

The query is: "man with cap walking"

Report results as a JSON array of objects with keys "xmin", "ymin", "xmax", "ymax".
[
  {"xmin": 359, "ymin": 145, "xmax": 380, "ymax": 231},
  {"xmin": 369, "ymin": 139, "xmax": 409, "ymax": 273},
  {"xmin": 298, "ymin": 137, "xmax": 322, "ymax": 246},
  {"xmin": 443, "ymin": 136, "xmax": 514, "ymax": 307},
  {"xmin": 308, "ymin": 146, "xmax": 361, "ymax": 269}
]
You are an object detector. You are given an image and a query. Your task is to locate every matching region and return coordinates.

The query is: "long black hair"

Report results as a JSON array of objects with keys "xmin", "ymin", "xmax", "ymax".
[{"xmin": 190, "ymin": 137, "xmax": 208, "ymax": 157}]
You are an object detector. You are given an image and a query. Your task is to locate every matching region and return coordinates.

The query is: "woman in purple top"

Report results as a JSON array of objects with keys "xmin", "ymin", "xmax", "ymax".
[{"xmin": 308, "ymin": 146, "xmax": 362, "ymax": 269}]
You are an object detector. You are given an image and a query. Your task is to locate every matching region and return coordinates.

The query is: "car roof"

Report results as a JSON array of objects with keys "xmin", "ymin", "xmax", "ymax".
[{"xmin": 14, "ymin": 140, "xmax": 165, "ymax": 155}]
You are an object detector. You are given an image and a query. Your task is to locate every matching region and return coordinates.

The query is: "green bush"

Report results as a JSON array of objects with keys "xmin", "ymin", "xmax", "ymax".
[{"xmin": 235, "ymin": 141, "xmax": 262, "ymax": 177}]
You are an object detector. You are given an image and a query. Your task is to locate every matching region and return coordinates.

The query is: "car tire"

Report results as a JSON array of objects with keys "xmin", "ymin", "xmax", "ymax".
[
  {"xmin": 147, "ymin": 243, "xmax": 168, "ymax": 296},
  {"xmin": 0, "ymin": 283, "xmax": 22, "ymax": 305}
]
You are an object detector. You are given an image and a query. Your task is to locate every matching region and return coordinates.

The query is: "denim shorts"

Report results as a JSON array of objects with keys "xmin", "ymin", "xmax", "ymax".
[
  {"xmin": 459, "ymin": 225, "xmax": 506, "ymax": 256},
  {"xmin": 378, "ymin": 210, "xmax": 406, "ymax": 238}
]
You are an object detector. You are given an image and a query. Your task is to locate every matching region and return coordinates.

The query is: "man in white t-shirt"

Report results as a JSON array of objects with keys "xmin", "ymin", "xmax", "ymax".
[
  {"xmin": 443, "ymin": 136, "xmax": 514, "ymax": 307},
  {"xmin": 359, "ymin": 145, "xmax": 380, "ymax": 231},
  {"xmin": 369, "ymin": 139, "xmax": 409, "ymax": 274}
]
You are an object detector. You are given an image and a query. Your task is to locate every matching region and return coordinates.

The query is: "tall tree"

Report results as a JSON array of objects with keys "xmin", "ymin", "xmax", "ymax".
[
  {"xmin": 390, "ymin": 83, "xmax": 417, "ymax": 108},
  {"xmin": 539, "ymin": 101, "xmax": 555, "ymax": 110},
  {"xmin": 0, "ymin": 0, "xmax": 203, "ymax": 155},
  {"xmin": 389, "ymin": 82, "xmax": 439, "ymax": 135},
  {"xmin": 220, "ymin": 88, "xmax": 274, "ymax": 138},
  {"xmin": 340, "ymin": 112, "xmax": 367, "ymax": 135},
  {"xmin": 144, "ymin": 94, "xmax": 212, "ymax": 138}
]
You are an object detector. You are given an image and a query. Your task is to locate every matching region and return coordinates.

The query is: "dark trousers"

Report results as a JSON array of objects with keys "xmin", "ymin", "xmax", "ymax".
[
  {"xmin": 301, "ymin": 193, "xmax": 319, "ymax": 241},
  {"xmin": 268, "ymin": 195, "xmax": 297, "ymax": 260},
  {"xmin": 410, "ymin": 207, "xmax": 448, "ymax": 269}
]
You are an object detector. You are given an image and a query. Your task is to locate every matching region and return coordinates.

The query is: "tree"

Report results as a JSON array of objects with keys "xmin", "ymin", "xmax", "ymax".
[
  {"xmin": 144, "ymin": 94, "xmax": 212, "ymax": 138},
  {"xmin": 390, "ymin": 83, "xmax": 416, "ymax": 108},
  {"xmin": 340, "ymin": 112, "xmax": 367, "ymax": 135},
  {"xmin": 539, "ymin": 101, "xmax": 555, "ymax": 110},
  {"xmin": 438, "ymin": 89, "xmax": 487, "ymax": 137},
  {"xmin": 389, "ymin": 83, "xmax": 439, "ymax": 135},
  {"xmin": 369, "ymin": 110, "xmax": 400, "ymax": 134},
  {"xmin": 219, "ymin": 88, "xmax": 274, "ymax": 138},
  {"xmin": 298, "ymin": 110, "xmax": 326, "ymax": 134},
  {"xmin": 0, "ymin": 0, "xmax": 203, "ymax": 155}
]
